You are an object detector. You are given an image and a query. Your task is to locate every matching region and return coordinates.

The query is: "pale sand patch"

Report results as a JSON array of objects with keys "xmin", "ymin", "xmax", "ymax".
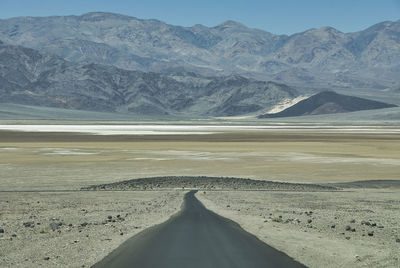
[
  {"xmin": 266, "ymin": 96, "xmax": 308, "ymax": 114},
  {"xmin": 0, "ymin": 190, "xmax": 185, "ymax": 267},
  {"xmin": 196, "ymin": 190, "xmax": 400, "ymax": 268}
]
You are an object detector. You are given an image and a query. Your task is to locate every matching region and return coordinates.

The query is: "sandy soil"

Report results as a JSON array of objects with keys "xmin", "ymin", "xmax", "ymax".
[
  {"xmin": 0, "ymin": 190, "xmax": 185, "ymax": 267},
  {"xmin": 1, "ymin": 130, "xmax": 400, "ymax": 191},
  {"xmin": 196, "ymin": 189, "xmax": 400, "ymax": 268}
]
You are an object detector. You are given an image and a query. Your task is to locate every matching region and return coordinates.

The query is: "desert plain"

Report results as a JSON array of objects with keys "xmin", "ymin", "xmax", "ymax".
[{"xmin": 0, "ymin": 123, "xmax": 399, "ymax": 267}]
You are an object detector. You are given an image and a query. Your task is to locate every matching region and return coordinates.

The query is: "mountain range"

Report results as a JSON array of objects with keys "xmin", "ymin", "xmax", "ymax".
[
  {"xmin": 0, "ymin": 41, "xmax": 297, "ymax": 117},
  {"xmin": 1, "ymin": 12, "xmax": 400, "ymax": 119},
  {"xmin": 1, "ymin": 12, "xmax": 399, "ymax": 90}
]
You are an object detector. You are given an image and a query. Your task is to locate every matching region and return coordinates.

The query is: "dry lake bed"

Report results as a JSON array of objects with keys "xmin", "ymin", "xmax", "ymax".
[{"xmin": 0, "ymin": 123, "xmax": 399, "ymax": 267}]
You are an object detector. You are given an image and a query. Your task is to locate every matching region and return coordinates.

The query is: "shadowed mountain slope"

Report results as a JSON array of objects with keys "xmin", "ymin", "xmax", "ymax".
[{"xmin": 0, "ymin": 41, "xmax": 297, "ymax": 117}]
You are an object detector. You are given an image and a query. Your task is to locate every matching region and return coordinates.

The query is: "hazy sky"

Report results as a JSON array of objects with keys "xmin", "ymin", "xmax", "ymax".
[{"xmin": 0, "ymin": 0, "xmax": 399, "ymax": 34}]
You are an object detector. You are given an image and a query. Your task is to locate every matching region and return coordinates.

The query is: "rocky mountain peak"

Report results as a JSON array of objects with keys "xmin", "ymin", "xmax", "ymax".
[
  {"xmin": 215, "ymin": 20, "xmax": 247, "ymax": 29},
  {"xmin": 303, "ymin": 26, "xmax": 344, "ymax": 39},
  {"xmin": 79, "ymin": 12, "xmax": 134, "ymax": 21},
  {"xmin": 318, "ymin": 26, "xmax": 343, "ymax": 34}
]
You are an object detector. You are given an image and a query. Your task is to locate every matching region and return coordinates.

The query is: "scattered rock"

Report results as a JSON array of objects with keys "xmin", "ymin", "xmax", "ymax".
[
  {"xmin": 350, "ymin": 219, "xmax": 356, "ymax": 223},
  {"xmin": 49, "ymin": 222, "xmax": 62, "ymax": 231},
  {"xmin": 49, "ymin": 222, "xmax": 58, "ymax": 231},
  {"xmin": 396, "ymin": 238, "xmax": 400, "ymax": 243},
  {"xmin": 80, "ymin": 222, "xmax": 88, "ymax": 227},
  {"xmin": 0, "ymin": 228, "xmax": 4, "ymax": 233},
  {"xmin": 371, "ymin": 223, "xmax": 377, "ymax": 227},
  {"xmin": 307, "ymin": 219, "xmax": 312, "ymax": 224},
  {"xmin": 120, "ymin": 232, "xmax": 124, "ymax": 236},
  {"xmin": 377, "ymin": 225, "xmax": 384, "ymax": 229},
  {"xmin": 368, "ymin": 231, "xmax": 374, "ymax": 236},
  {"xmin": 44, "ymin": 257, "xmax": 50, "ymax": 261},
  {"xmin": 346, "ymin": 236, "xmax": 350, "ymax": 240},
  {"xmin": 107, "ymin": 216, "xmax": 112, "ymax": 220},
  {"xmin": 23, "ymin": 221, "xmax": 34, "ymax": 228},
  {"xmin": 345, "ymin": 225, "xmax": 351, "ymax": 231},
  {"xmin": 330, "ymin": 224, "xmax": 336, "ymax": 229},
  {"xmin": 11, "ymin": 234, "xmax": 17, "ymax": 237}
]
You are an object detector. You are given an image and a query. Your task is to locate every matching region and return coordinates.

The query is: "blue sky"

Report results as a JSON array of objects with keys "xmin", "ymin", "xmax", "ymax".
[{"xmin": 0, "ymin": 0, "xmax": 399, "ymax": 34}]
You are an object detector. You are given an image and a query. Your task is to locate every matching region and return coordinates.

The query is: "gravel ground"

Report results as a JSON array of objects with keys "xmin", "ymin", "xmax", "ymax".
[
  {"xmin": 0, "ymin": 190, "xmax": 185, "ymax": 267},
  {"xmin": 196, "ymin": 189, "xmax": 400, "ymax": 268},
  {"xmin": 1, "ymin": 176, "xmax": 398, "ymax": 268}
]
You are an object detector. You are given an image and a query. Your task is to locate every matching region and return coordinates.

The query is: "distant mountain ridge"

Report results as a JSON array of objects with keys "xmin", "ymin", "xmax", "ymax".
[
  {"xmin": 259, "ymin": 91, "xmax": 397, "ymax": 118},
  {"xmin": 0, "ymin": 12, "xmax": 399, "ymax": 89},
  {"xmin": 0, "ymin": 41, "xmax": 297, "ymax": 117}
]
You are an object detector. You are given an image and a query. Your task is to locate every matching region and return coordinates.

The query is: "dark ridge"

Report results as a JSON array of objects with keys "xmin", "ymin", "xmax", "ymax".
[
  {"xmin": 259, "ymin": 91, "xmax": 397, "ymax": 118},
  {"xmin": 327, "ymin": 180, "xmax": 400, "ymax": 189},
  {"xmin": 81, "ymin": 176, "xmax": 338, "ymax": 191}
]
